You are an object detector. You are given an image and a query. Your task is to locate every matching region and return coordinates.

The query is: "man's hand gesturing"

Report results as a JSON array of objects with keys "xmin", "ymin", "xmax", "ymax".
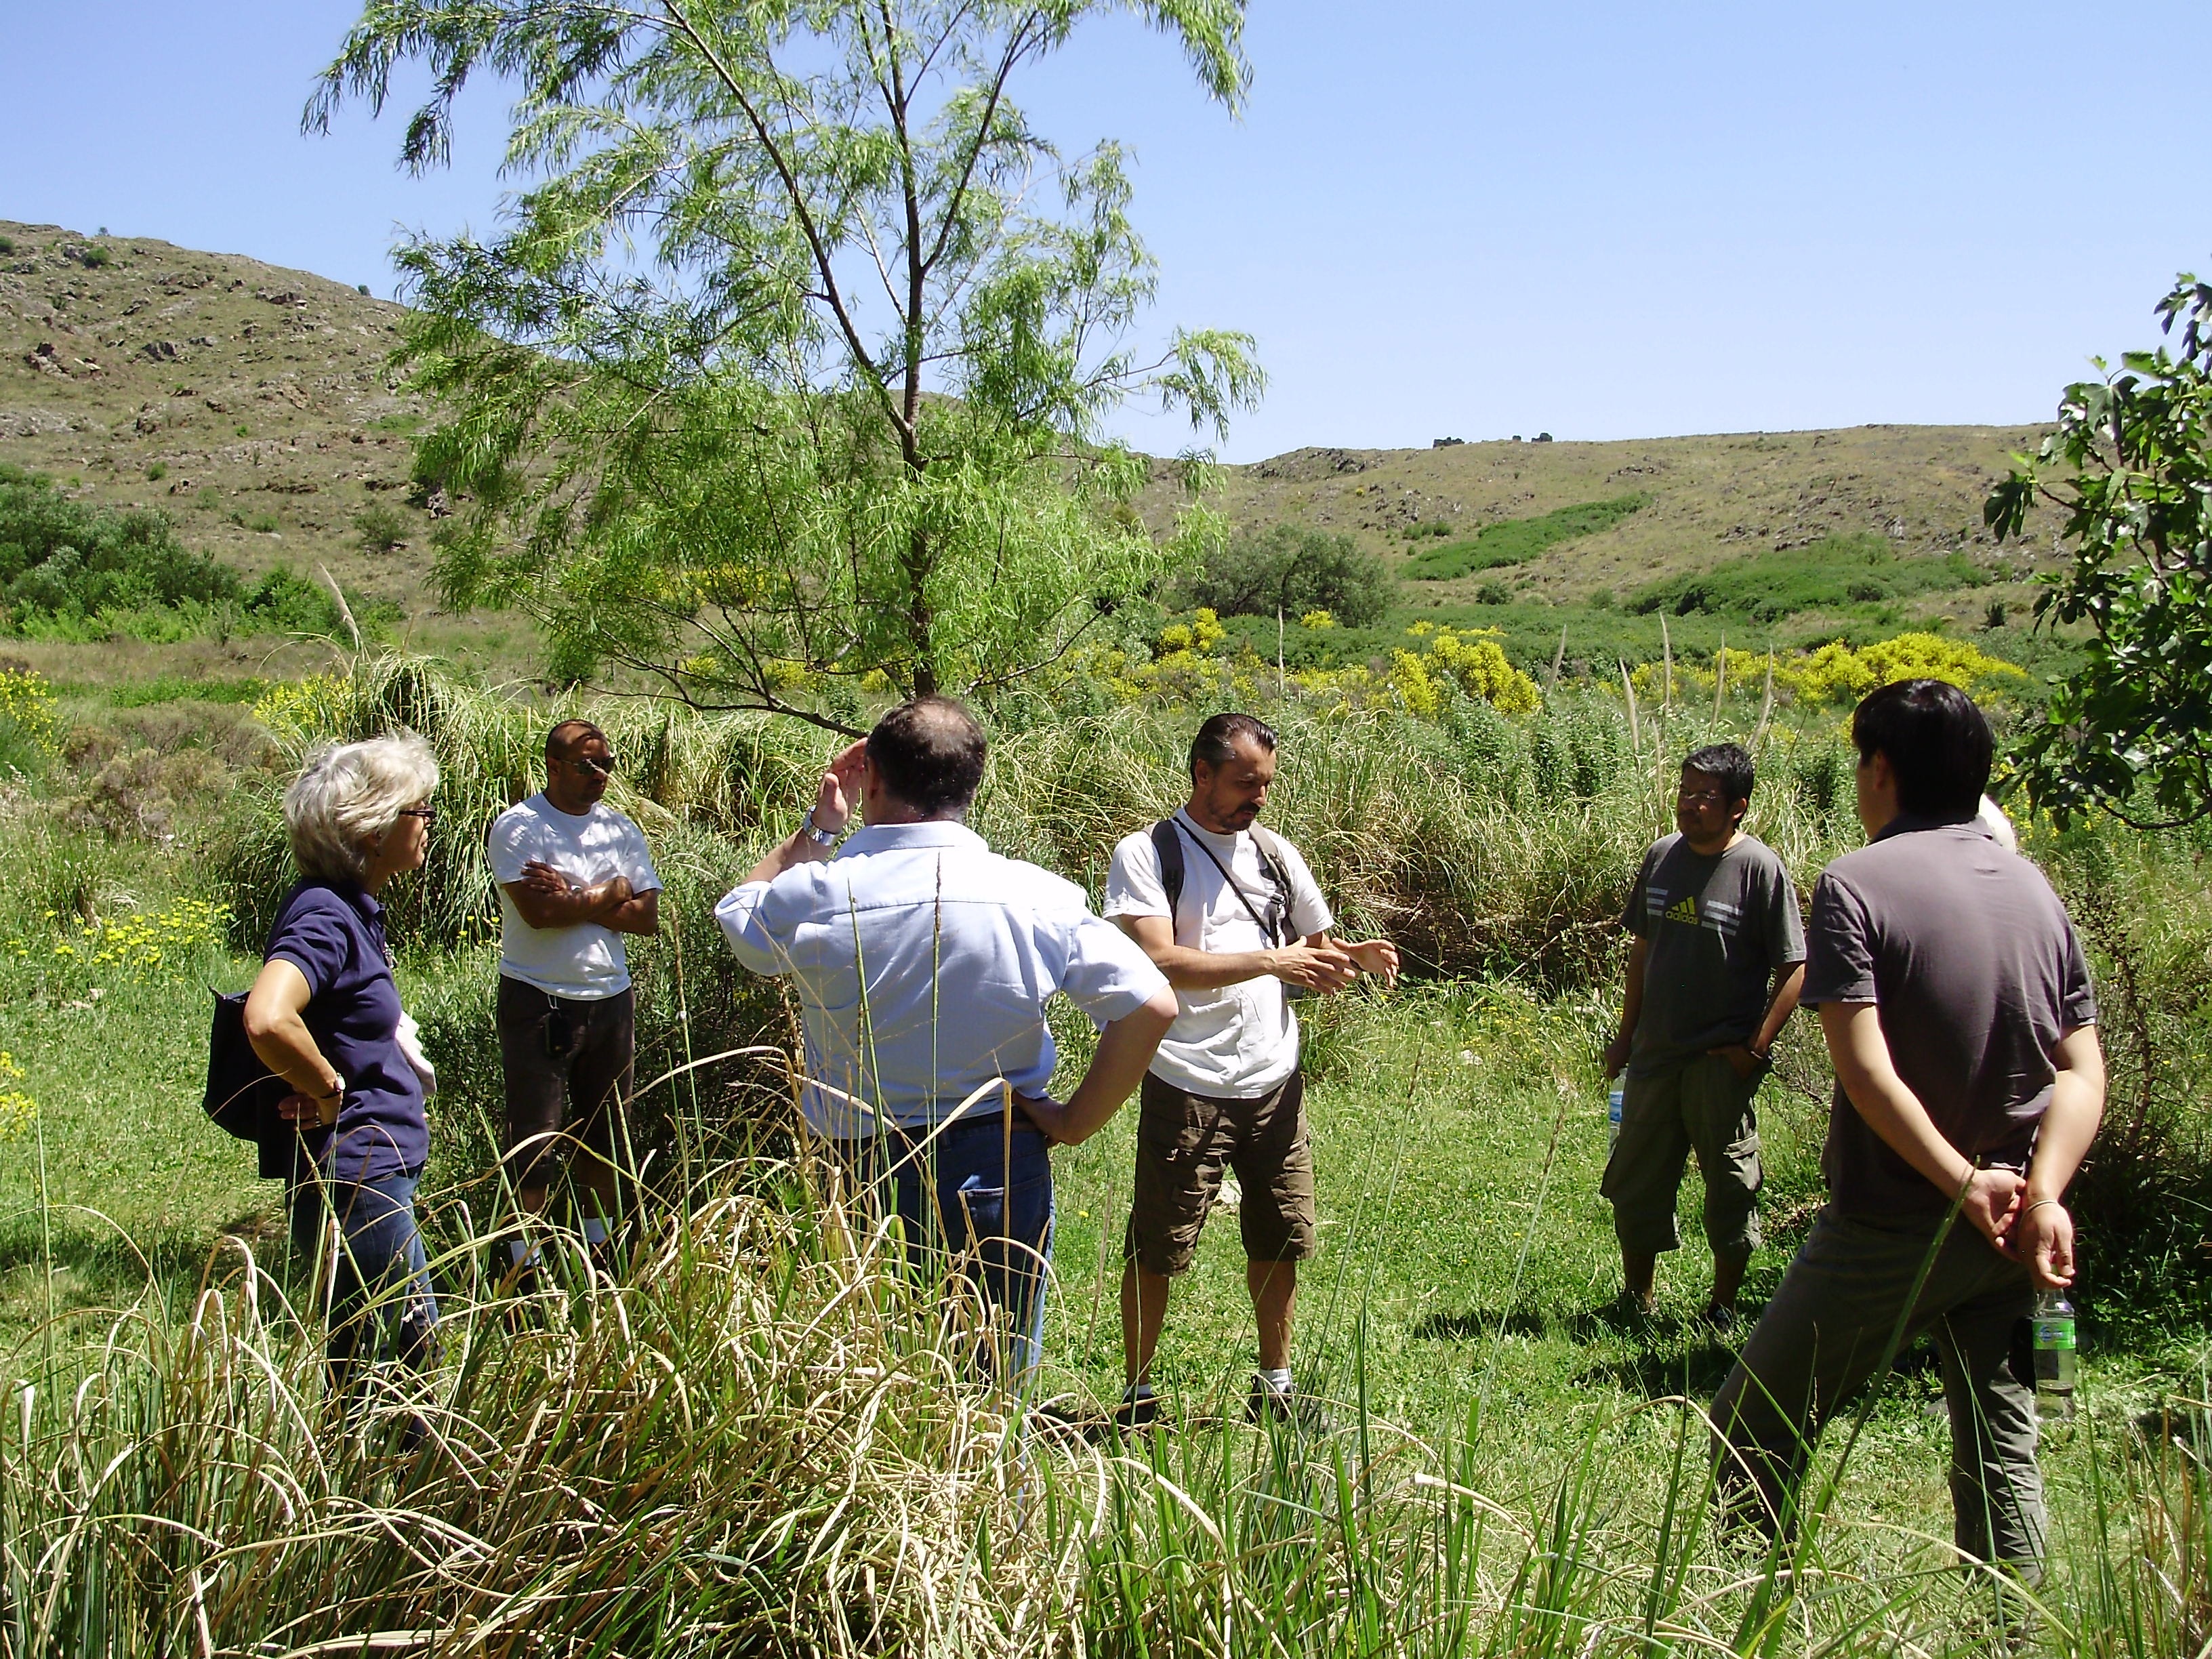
[
  {"xmin": 1269, "ymin": 941, "xmax": 1357, "ymax": 994},
  {"xmin": 1341, "ymin": 938, "xmax": 1400, "ymax": 988}
]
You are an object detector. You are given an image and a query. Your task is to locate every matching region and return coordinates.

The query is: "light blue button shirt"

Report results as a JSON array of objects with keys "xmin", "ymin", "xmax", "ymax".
[{"xmin": 716, "ymin": 821, "xmax": 1168, "ymax": 1136}]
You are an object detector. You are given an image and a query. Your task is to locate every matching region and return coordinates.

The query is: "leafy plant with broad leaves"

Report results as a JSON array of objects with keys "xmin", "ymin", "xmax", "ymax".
[
  {"xmin": 308, "ymin": 0, "xmax": 1263, "ymax": 732},
  {"xmin": 1988, "ymin": 274, "xmax": 2212, "ymax": 827}
]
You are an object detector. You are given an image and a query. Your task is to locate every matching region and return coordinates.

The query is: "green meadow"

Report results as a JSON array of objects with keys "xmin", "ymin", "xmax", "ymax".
[{"xmin": 5, "ymin": 657, "xmax": 2211, "ymax": 1654}]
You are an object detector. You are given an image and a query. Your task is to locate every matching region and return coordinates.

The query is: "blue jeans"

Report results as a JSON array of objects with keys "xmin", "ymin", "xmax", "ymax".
[
  {"xmin": 289, "ymin": 1168, "xmax": 439, "ymax": 1400},
  {"xmin": 838, "ymin": 1114, "xmax": 1054, "ymax": 1377}
]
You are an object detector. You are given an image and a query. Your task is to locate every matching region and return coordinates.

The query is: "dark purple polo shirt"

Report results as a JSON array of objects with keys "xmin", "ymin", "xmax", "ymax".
[{"xmin": 264, "ymin": 881, "xmax": 426, "ymax": 1184}]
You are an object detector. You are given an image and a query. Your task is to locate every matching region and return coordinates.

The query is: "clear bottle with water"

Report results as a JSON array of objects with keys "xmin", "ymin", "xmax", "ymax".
[
  {"xmin": 2032, "ymin": 1289, "xmax": 2076, "ymax": 1419},
  {"xmin": 1607, "ymin": 1086, "xmax": 1624, "ymax": 1151}
]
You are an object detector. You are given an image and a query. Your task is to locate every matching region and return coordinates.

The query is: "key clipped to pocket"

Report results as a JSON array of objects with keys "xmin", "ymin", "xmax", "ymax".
[{"xmin": 541, "ymin": 998, "xmax": 572, "ymax": 1059}]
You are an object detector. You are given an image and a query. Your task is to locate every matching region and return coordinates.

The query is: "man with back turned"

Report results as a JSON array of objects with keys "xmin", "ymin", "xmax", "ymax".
[
  {"xmin": 1712, "ymin": 679, "xmax": 2106, "ymax": 1582},
  {"xmin": 715, "ymin": 696, "xmax": 1175, "ymax": 1376}
]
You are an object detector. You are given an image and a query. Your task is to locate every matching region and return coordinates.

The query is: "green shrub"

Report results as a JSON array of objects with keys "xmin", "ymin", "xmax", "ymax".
[
  {"xmin": 77, "ymin": 245, "xmax": 111, "ymax": 269},
  {"xmin": 194, "ymin": 487, "xmax": 221, "ymax": 511},
  {"xmin": 1405, "ymin": 494, "xmax": 1647, "ymax": 581},
  {"xmin": 246, "ymin": 512, "xmax": 281, "ymax": 534},
  {"xmin": 1404, "ymin": 520, "xmax": 1452, "ymax": 540},
  {"xmin": 1630, "ymin": 533, "xmax": 1989, "ymax": 621},
  {"xmin": 144, "ymin": 462, "xmax": 166, "ymax": 483},
  {"xmin": 0, "ymin": 235, "xmax": 14, "ymax": 255},
  {"xmin": 354, "ymin": 501, "xmax": 408, "ymax": 553},
  {"xmin": 1172, "ymin": 523, "xmax": 1395, "ymax": 628},
  {"xmin": 0, "ymin": 464, "xmax": 245, "ymax": 628}
]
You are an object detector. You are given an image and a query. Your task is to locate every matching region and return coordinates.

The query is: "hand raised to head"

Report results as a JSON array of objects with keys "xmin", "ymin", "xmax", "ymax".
[{"xmin": 815, "ymin": 740, "xmax": 867, "ymax": 834}]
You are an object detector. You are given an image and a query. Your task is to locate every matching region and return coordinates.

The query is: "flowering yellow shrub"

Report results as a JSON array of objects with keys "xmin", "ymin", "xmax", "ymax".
[
  {"xmin": 1157, "ymin": 608, "xmax": 1227, "ymax": 655},
  {"xmin": 1630, "ymin": 634, "xmax": 2024, "ymax": 710},
  {"xmin": 1424, "ymin": 627, "xmax": 1542, "ymax": 714},
  {"xmin": 1105, "ymin": 615, "xmax": 1540, "ymax": 717},
  {"xmin": 0, "ymin": 667, "xmax": 58, "ymax": 756},
  {"xmin": 0, "ymin": 1050, "xmax": 36, "ymax": 1141},
  {"xmin": 251, "ymin": 673, "xmax": 351, "ymax": 740}
]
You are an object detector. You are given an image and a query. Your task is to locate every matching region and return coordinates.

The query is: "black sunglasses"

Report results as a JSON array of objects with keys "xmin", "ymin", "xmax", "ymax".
[{"xmin": 562, "ymin": 754, "xmax": 618, "ymax": 777}]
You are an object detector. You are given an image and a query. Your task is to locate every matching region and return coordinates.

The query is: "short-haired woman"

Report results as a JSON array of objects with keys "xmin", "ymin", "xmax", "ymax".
[{"xmin": 245, "ymin": 731, "xmax": 441, "ymax": 1402}]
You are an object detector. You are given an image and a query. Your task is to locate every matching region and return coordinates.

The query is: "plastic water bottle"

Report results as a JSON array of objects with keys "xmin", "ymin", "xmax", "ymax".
[
  {"xmin": 1607, "ymin": 1086, "xmax": 1624, "ymax": 1151},
  {"xmin": 2032, "ymin": 1290, "xmax": 2076, "ymax": 1418}
]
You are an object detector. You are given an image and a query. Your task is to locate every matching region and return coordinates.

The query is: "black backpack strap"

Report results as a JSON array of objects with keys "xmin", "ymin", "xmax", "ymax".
[
  {"xmin": 1150, "ymin": 819, "xmax": 1185, "ymax": 920},
  {"xmin": 1166, "ymin": 815, "xmax": 1293, "ymax": 947},
  {"xmin": 1248, "ymin": 825, "xmax": 1295, "ymax": 922}
]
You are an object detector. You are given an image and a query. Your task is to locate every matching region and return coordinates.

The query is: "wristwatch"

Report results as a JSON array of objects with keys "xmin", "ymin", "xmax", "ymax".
[{"xmin": 800, "ymin": 811, "xmax": 841, "ymax": 848}]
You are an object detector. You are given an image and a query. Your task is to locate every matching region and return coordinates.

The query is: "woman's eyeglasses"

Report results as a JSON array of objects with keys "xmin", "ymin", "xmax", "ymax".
[{"xmin": 398, "ymin": 806, "xmax": 439, "ymax": 827}]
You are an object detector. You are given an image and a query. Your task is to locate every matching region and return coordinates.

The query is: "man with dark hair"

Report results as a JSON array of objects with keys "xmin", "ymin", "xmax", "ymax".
[
  {"xmin": 488, "ymin": 719, "xmax": 662, "ymax": 1272},
  {"xmin": 1601, "ymin": 741, "xmax": 1805, "ymax": 1327},
  {"xmin": 1713, "ymin": 680, "xmax": 2106, "ymax": 1582},
  {"xmin": 716, "ymin": 696, "xmax": 1176, "ymax": 1376},
  {"xmin": 1097, "ymin": 711, "xmax": 1399, "ymax": 1427}
]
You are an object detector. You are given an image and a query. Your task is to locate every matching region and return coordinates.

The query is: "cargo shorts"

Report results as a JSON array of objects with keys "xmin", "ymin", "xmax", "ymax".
[
  {"xmin": 1600, "ymin": 1050, "xmax": 1763, "ymax": 1262},
  {"xmin": 1124, "ymin": 1070, "xmax": 1316, "ymax": 1277}
]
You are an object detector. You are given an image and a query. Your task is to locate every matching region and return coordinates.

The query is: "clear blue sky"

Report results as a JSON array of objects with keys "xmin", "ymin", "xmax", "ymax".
[{"xmin": 7, "ymin": 1, "xmax": 2204, "ymax": 462}]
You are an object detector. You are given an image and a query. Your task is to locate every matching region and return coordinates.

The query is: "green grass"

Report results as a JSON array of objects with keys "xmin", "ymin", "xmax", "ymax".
[
  {"xmin": 94, "ymin": 674, "xmax": 272, "ymax": 708},
  {"xmin": 7, "ymin": 661, "xmax": 2212, "ymax": 1652},
  {"xmin": 1631, "ymin": 533, "xmax": 1992, "ymax": 622},
  {"xmin": 1405, "ymin": 495, "xmax": 1649, "ymax": 581}
]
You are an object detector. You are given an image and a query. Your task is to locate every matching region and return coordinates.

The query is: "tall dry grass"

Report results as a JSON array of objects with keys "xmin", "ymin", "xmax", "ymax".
[
  {"xmin": 216, "ymin": 658, "xmax": 1865, "ymax": 995},
  {"xmin": 14, "ymin": 1119, "xmax": 2212, "ymax": 1658},
  {"xmin": 3, "ymin": 1145, "xmax": 1094, "ymax": 1657}
]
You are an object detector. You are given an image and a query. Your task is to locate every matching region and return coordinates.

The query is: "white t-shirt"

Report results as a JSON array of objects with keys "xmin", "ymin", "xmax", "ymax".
[
  {"xmin": 1104, "ymin": 810, "xmax": 1332, "ymax": 1099},
  {"xmin": 487, "ymin": 794, "xmax": 663, "ymax": 999}
]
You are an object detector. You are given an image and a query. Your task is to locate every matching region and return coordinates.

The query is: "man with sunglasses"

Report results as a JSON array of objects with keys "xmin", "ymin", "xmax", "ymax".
[
  {"xmin": 1101, "ymin": 712, "xmax": 1399, "ymax": 1429},
  {"xmin": 488, "ymin": 720, "xmax": 661, "ymax": 1272},
  {"xmin": 1600, "ymin": 741, "xmax": 1805, "ymax": 1330}
]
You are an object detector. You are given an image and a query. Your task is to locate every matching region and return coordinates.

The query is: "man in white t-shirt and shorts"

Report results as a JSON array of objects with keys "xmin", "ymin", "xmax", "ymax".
[
  {"xmin": 1105, "ymin": 712, "xmax": 1399, "ymax": 1427},
  {"xmin": 487, "ymin": 720, "xmax": 662, "ymax": 1269}
]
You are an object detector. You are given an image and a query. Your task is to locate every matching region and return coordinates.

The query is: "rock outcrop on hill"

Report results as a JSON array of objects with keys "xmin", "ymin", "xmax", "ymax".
[{"xmin": 0, "ymin": 220, "xmax": 429, "ymax": 610}]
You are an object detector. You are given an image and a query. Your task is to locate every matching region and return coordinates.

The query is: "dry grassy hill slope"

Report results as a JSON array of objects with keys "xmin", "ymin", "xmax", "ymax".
[
  {"xmin": 3, "ymin": 218, "xmax": 2062, "ymax": 682},
  {"xmin": 1139, "ymin": 424, "xmax": 2053, "ymax": 608},
  {"xmin": 0, "ymin": 220, "xmax": 432, "ymax": 615}
]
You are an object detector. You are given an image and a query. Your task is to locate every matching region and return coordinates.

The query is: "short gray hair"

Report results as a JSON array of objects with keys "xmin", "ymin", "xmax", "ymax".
[{"xmin": 283, "ymin": 731, "xmax": 439, "ymax": 884}]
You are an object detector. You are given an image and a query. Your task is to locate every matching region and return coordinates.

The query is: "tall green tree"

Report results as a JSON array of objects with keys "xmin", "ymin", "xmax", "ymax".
[
  {"xmin": 310, "ymin": 0, "xmax": 1262, "ymax": 731},
  {"xmin": 1987, "ymin": 274, "xmax": 2212, "ymax": 827}
]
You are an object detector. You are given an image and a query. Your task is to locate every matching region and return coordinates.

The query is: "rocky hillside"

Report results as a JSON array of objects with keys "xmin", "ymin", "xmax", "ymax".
[
  {"xmin": 1136, "ymin": 423, "xmax": 2053, "ymax": 611},
  {"xmin": 0, "ymin": 219, "xmax": 432, "ymax": 615},
  {"xmin": 3, "ymin": 218, "xmax": 2058, "ymax": 664}
]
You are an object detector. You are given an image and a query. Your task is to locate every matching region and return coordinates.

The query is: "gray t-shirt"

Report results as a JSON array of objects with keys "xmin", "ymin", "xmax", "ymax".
[
  {"xmin": 1801, "ymin": 816, "xmax": 2097, "ymax": 1218},
  {"xmin": 1624, "ymin": 832, "xmax": 1805, "ymax": 1077}
]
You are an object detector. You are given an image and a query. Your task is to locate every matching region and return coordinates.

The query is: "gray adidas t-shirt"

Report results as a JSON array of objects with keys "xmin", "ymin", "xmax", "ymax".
[
  {"xmin": 1624, "ymin": 832, "xmax": 1805, "ymax": 1078},
  {"xmin": 1802, "ymin": 816, "xmax": 2097, "ymax": 1218}
]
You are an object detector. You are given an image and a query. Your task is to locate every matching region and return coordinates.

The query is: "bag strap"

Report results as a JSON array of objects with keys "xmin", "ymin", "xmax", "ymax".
[
  {"xmin": 1248, "ymin": 824, "xmax": 1295, "ymax": 909},
  {"xmin": 1161, "ymin": 815, "xmax": 1290, "ymax": 947},
  {"xmin": 1150, "ymin": 819, "xmax": 1185, "ymax": 918}
]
